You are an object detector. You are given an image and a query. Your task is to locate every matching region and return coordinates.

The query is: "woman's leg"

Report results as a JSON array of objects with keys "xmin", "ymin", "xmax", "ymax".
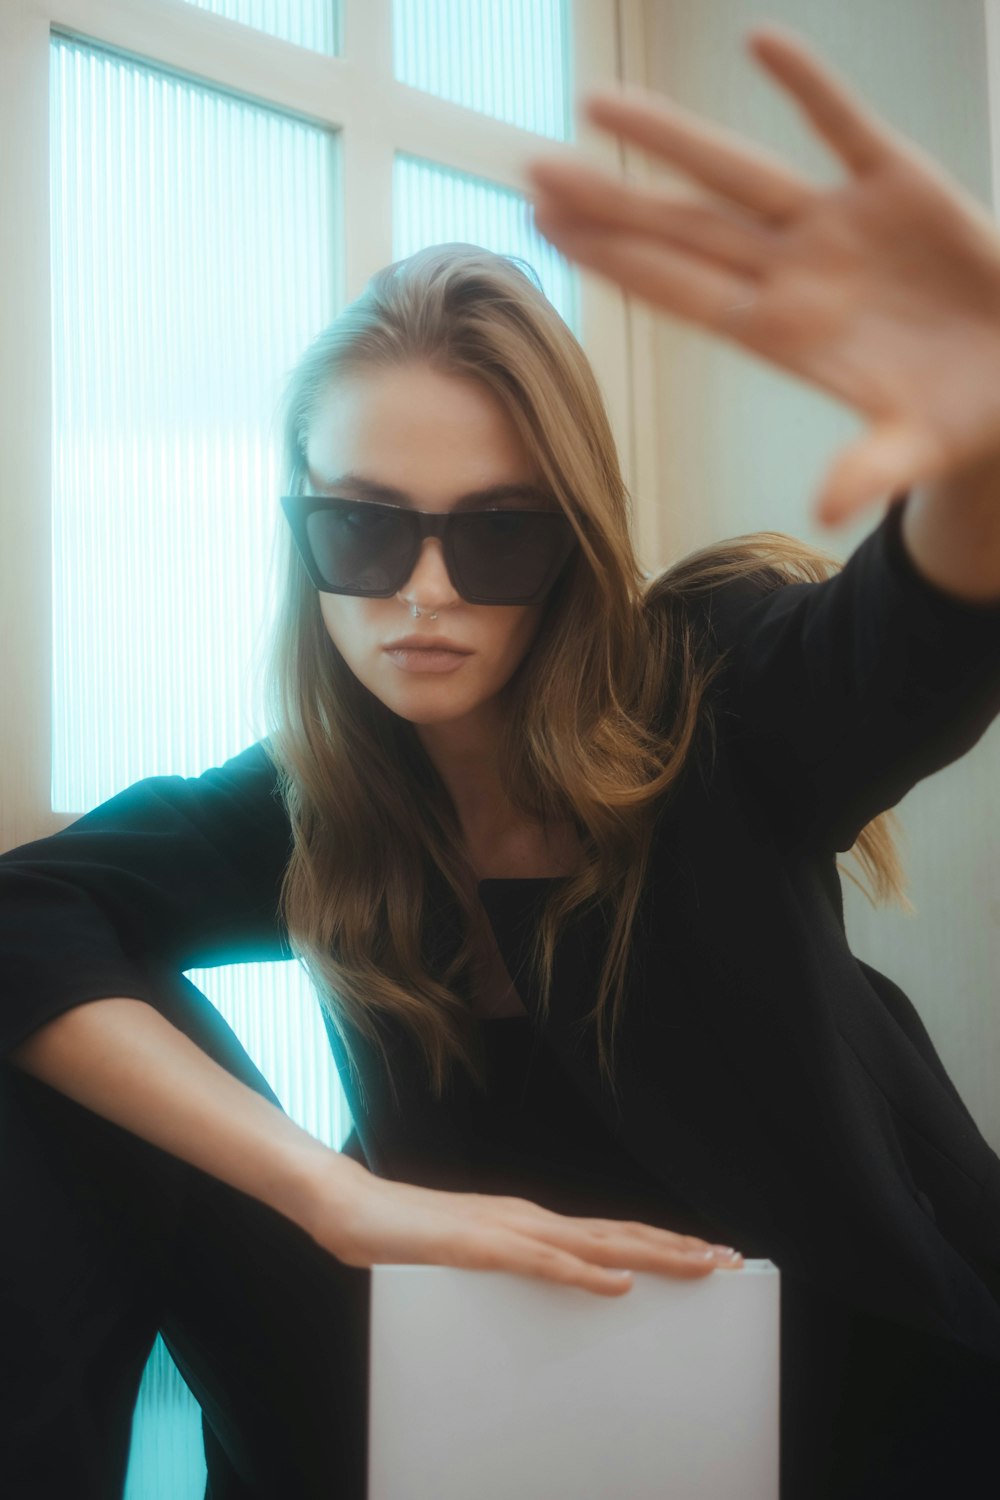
[
  {"xmin": 155, "ymin": 1144, "xmax": 371, "ymax": 1500},
  {"xmin": 0, "ymin": 1061, "xmax": 181, "ymax": 1498},
  {"xmin": 1, "ymin": 969, "xmax": 371, "ymax": 1500}
]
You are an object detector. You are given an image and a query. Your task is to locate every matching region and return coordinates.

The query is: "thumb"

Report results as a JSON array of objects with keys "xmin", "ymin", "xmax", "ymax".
[{"xmin": 814, "ymin": 422, "xmax": 944, "ymax": 528}]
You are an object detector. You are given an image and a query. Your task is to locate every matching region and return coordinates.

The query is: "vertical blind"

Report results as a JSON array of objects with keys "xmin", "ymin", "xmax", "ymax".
[
  {"xmin": 178, "ymin": 0, "xmax": 342, "ymax": 56},
  {"xmin": 393, "ymin": 0, "xmax": 572, "ymax": 139},
  {"xmin": 48, "ymin": 3, "xmax": 575, "ymax": 1495},
  {"xmin": 49, "ymin": 37, "xmax": 340, "ymax": 807}
]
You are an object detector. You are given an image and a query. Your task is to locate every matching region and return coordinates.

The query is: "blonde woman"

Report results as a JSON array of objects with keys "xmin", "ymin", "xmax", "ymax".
[{"xmin": 3, "ymin": 24, "xmax": 1000, "ymax": 1500}]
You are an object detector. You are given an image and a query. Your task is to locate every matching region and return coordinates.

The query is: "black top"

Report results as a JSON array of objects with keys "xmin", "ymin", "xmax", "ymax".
[
  {"xmin": 3, "ymin": 492, "xmax": 1000, "ymax": 1365},
  {"xmin": 463, "ymin": 1015, "xmax": 725, "ymax": 1240}
]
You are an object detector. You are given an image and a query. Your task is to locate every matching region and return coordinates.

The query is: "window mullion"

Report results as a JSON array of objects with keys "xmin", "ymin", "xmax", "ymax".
[
  {"xmin": 0, "ymin": 0, "xmax": 55, "ymax": 853},
  {"xmin": 343, "ymin": 130, "xmax": 395, "ymax": 304},
  {"xmin": 343, "ymin": 0, "xmax": 393, "ymax": 76}
]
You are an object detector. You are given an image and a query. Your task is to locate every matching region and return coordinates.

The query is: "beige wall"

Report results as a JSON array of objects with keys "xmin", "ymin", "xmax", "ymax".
[{"xmin": 635, "ymin": 0, "xmax": 1000, "ymax": 1149}]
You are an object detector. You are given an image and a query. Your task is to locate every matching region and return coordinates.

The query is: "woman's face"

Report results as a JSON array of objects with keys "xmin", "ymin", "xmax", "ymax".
[{"xmin": 305, "ymin": 362, "xmax": 556, "ymax": 732}]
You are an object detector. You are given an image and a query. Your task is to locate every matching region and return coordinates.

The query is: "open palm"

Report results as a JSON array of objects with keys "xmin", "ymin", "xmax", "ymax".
[{"xmin": 525, "ymin": 23, "xmax": 1000, "ymax": 528}]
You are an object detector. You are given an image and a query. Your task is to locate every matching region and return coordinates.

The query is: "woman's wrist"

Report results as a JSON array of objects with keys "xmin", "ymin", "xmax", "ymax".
[{"xmin": 273, "ymin": 1131, "xmax": 373, "ymax": 1238}]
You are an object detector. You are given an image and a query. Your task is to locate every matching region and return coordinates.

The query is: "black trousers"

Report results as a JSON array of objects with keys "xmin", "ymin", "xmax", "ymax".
[
  {"xmin": 1, "ymin": 967, "xmax": 372, "ymax": 1500},
  {"xmin": 3, "ymin": 966, "xmax": 999, "ymax": 1500}
]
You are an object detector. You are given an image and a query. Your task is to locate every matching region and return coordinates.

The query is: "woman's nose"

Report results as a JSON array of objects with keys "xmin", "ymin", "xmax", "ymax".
[{"xmin": 402, "ymin": 536, "xmax": 460, "ymax": 601}]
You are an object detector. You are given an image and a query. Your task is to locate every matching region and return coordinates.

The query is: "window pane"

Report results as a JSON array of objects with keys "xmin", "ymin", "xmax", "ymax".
[
  {"xmin": 125, "ymin": 1347, "xmax": 207, "ymax": 1500},
  {"xmin": 50, "ymin": 36, "xmax": 339, "ymax": 809},
  {"xmin": 393, "ymin": 0, "xmax": 572, "ymax": 140},
  {"xmin": 394, "ymin": 153, "xmax": 579, "ymax": 332},
  {"xmin": 185, "ymin": 961, "xmax": 351, "ymax": 1148},
  {"xmin": 178, "ymin": 0, "xmax": 342, "ymax": 56}
]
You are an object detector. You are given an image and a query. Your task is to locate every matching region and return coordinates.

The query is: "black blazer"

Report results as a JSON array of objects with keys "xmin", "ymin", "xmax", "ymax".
[{"xmin": 3, "ymin": 493, "xmax": 1000, "ymax": 1365}]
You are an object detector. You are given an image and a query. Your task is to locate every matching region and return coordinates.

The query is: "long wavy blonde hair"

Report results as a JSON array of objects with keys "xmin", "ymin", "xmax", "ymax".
[{"xmin": 257, "ymin": 243, "xmax": 912, "ymax": 1119}]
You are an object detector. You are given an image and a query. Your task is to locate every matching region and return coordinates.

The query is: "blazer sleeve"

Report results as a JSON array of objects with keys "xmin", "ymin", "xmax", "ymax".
[
  {"xmin": 704, "ymin": 493, "xmax": 1000, "ymax": 854},
  {"xmin": 0, "ymin": 740, "xmax": 294, "ymax": 1060}
]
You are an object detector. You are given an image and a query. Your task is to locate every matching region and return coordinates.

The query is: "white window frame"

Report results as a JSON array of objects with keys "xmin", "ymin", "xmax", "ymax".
[{"xmin": 0, "ymin": 0, "xmax": 656, "ymax": 850}]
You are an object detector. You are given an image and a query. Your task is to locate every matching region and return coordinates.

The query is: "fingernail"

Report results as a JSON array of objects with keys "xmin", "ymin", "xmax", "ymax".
[{"xmin": 711, "ymin": 1245, "xmax": 740, "ymax": 1259}]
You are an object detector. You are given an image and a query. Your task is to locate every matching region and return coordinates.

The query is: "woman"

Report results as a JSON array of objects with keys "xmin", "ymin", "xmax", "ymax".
[{"xmin": 2, "ymin": 23, "xmax": 999, "ymax": 1500}]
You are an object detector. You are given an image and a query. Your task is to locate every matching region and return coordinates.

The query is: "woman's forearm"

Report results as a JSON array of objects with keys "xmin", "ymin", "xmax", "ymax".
[{"xmin": 7, "ymin": 997, "xmax": 369, "ymax": 1228}]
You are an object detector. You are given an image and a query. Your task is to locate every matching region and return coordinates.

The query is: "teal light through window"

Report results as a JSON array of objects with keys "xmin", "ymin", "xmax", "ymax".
[
  {"xmin": 394, "ymin": 153, "xmax": 579, "ymax": 333},
  {"xmin": 178, "ymin": 0, "xmax": 342, "ymax": 55},
  {"xmin": 393, "ymin": 0, "xmax": 573, "ymax": 139},
  {"xmin": 185, "ymin": 961, "xmax": 351, "ymax": 1150}
]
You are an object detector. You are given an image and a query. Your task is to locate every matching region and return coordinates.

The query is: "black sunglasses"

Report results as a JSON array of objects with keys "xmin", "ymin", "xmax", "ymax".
[{"xmin": 280, "ymin": 494, "xmax": 581, "ymax": 606}]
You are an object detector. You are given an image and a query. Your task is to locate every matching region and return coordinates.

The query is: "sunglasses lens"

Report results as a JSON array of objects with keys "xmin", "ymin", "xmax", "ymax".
[
  {"xmin": 451, "ymin": 512, "xmax": 575, "ymax": 602},
  {"xmin": 305, "ymin": 504, "xmax": 415, "ymax": 593}
]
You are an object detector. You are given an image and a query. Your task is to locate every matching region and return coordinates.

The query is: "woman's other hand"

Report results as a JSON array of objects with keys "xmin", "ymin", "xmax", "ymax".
[{"xmin": 525, "ymin": 23, "xmax": 1000, "ymax": 531}]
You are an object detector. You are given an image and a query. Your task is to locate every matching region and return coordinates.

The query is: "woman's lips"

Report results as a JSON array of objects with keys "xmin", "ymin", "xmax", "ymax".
[{"xmin": 384, "ymin": 647, "xmax": 471, "ymax": 673}]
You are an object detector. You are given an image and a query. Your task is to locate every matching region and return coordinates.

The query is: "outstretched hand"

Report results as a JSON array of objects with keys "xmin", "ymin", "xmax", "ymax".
[{"xmin": 524, "ymin": 23, "xmax": 1000, "ymax": 530}]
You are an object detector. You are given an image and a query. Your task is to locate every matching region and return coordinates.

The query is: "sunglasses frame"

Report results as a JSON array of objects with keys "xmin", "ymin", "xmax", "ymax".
[{"xmin": 279, "ymin": 493, "xmax": 582, "ymax": 605}]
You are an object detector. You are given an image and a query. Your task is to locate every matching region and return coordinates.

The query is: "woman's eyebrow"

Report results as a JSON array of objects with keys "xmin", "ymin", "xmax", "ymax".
[{"xmin": 309, "ymin": 471, "xmax": 556, "ymax": 508}]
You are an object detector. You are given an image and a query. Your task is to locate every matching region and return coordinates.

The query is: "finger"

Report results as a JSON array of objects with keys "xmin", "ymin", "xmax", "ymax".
[
  {"xmin": 530, "ymin": 201, "xmax": 755, "ymax": 338},
  {"xmin": 491, "ymin": 1203, "xmax": 744, "ymax": 1276},
  {"xmin": 525, "ymin": 157, "xmax": 776, "ymax": 279},
  {"xmin": 813, "ymin": 420, "xmax": 948, "ymax": 528},
  {"xmin": 495, "ymin": 1197, "xmax": 721, "ymax": 1258},
  {"xmin": 746, "ymin": 24, "xmax": 897, "ymax": 177},
  {"xmin": 579, "ymin": 82, "xmax": 815, "ymax": 224},
  {"xmin": 419, "ymin": 1219, "xmax": 632, "ymax": 1293},
  {"xmin": 472, "ymin": 1226, "xmax": 719, "ymax": 1298}
]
